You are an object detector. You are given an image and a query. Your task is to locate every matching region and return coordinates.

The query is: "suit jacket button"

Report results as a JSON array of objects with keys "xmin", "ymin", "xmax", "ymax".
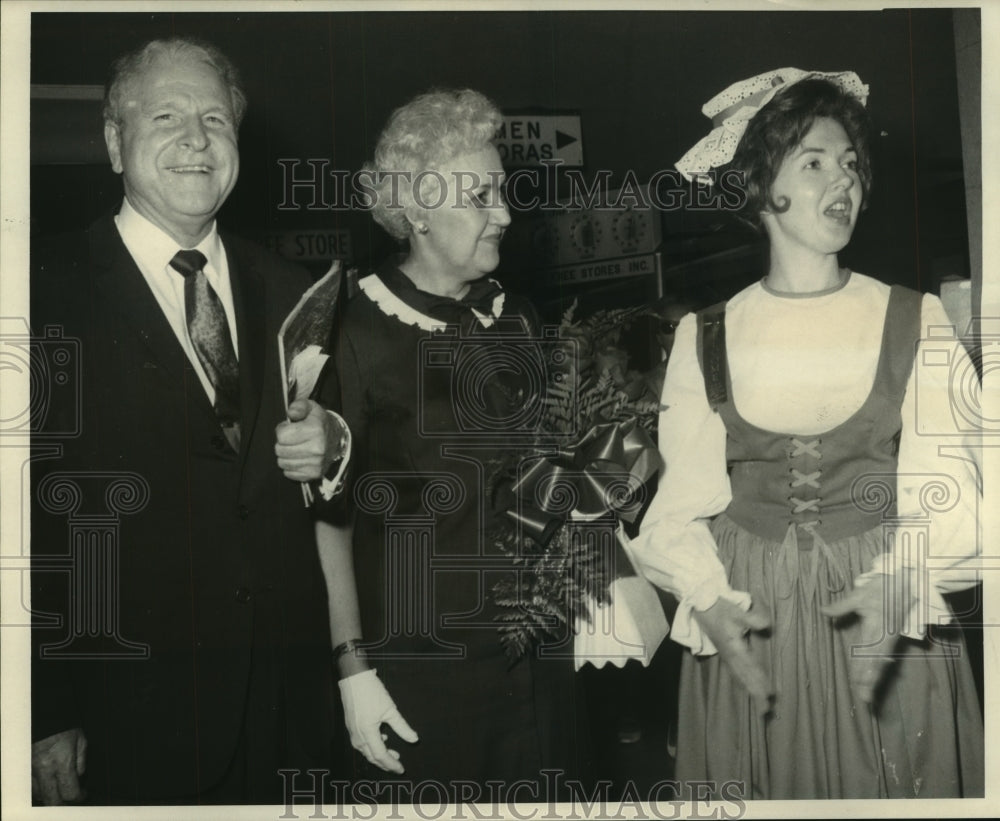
[
  {"xmin": 211, "ymin": 434, "xmax": 227, "ymax": 451},
  {"xmin": 238, "ymin": 505, "xmax": 250, "ymax": 520},
  {"xmin": 235, "ymin": 587, "xmax": 252, "ymax": 604}
]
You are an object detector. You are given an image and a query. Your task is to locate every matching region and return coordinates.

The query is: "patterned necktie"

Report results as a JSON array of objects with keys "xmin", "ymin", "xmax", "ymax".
[{"xmin": 169, "ymin": 249, "xmax": 241, "ymax": 451}]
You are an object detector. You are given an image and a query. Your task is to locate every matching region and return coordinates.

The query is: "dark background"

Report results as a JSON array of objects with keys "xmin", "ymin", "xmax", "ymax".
[
  {"xmin": 30, "ymin": 8, "xmax": 974, "ymax": 318},
  {"xmin": 26, "ymin": 8, "xmax": 983, "ymax": 788}
]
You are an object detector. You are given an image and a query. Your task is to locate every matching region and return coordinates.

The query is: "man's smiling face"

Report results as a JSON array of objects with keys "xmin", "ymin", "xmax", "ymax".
[{"xmin": 105, "ymin": 51, "xmax": 240, "ymax": 246}]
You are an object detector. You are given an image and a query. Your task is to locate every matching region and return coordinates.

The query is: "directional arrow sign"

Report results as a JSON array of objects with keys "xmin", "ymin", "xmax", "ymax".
[
  {"xmin": 555, "ymin": 130, "xmax": 577, "ymax": 150},
  {"xmin": 496, "ymin": 114, "xmax": 583, "ymax": 167}
]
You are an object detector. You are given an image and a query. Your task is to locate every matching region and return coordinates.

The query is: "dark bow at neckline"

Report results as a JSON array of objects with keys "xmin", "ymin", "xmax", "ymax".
[{"xmin": 377, "ymin": 258, "xmax": 503, "ymax": 327}]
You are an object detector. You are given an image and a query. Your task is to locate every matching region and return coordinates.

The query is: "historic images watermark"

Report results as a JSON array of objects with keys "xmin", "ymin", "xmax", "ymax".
[
  {"xmin": 278, "ymin": 769, "xmax": 749, "ymax": 820},
  {"xmin": 914, "ymin": 322, "xmax": 998, "ymax": 438},
  {"xmin": 13, "ymin": 318, "xmax": 995, "ymax": 661},
  {"xmin": 1, "ymin": 319, "xmax": 81, "ymax": 441},
  {"xmin": 0, "ymin": 318, "xmax": 151, "ymax": 659},
  {"xmin": 344, "ymin": 317, "xmax": 994, "ymax": 663},
  {"xmin": 274, "ymin": 160, "xmax": 746, "ymax": 214},
  {"xmin": 417, "ymin": 324, "xmax": 571, "ymax": 441}
]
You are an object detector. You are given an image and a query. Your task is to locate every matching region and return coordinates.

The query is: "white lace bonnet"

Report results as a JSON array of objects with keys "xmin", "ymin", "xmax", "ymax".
[{"xmin": 675, "ymin": 68, "xmax": 869, "ymax": 184}]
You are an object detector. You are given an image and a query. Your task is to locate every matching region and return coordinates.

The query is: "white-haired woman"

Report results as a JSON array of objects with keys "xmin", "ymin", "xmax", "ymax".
[{"xmin": 314, "ymin": 89, "xmax": 584, "ymax": 796}]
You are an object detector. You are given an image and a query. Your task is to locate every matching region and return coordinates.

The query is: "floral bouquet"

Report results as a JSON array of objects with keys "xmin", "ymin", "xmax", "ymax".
[{"xmin": 490, "ymin": 301, "xmax": 670, "ymax": 666}]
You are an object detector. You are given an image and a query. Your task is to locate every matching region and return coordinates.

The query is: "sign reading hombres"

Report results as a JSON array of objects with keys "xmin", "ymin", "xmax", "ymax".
[{"xmin": 496, "ymin": 114, "xmax": 583, "ymax": 167}]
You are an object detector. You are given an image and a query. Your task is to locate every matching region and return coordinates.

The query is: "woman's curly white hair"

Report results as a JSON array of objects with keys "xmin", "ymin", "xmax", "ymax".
[{"xmin": 362, "ymin": 88, "xmax": 502, "ymax": 241}]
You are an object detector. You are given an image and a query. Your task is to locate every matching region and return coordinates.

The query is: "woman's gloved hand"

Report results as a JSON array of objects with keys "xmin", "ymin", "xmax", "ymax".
[{"xmin": 338, "ymin": 668, "xmax": 419, "ymax": 774}]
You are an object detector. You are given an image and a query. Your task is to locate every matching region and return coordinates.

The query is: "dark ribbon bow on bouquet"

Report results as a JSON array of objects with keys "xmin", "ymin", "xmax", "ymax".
[{"xmin": 503, "ymin": 418, "xmax": 661, "ymax": 546}]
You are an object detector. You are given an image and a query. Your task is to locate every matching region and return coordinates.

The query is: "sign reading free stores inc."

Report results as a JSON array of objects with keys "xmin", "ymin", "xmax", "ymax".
[{"xmin": 496, "ymin": 114, "xmax": 583, "ymax": 167}]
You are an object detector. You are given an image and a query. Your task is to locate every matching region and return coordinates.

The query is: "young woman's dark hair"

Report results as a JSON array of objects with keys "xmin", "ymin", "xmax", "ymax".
[{"xmin": 730, "ymin": 78, "xmax": 873, "ymax": 231}]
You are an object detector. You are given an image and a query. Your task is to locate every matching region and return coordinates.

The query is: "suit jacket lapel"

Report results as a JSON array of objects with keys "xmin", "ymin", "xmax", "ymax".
[
  {"xmin": 224, "ymin": 236, "xmax": 266, "ymax": 473},
  {"xmin": 90, "ymin": 216, "xmax": 275, "ymax": 478},
  {"xmin": 89, "ymin": 215, "xmax": 201, "ymax": 396}
]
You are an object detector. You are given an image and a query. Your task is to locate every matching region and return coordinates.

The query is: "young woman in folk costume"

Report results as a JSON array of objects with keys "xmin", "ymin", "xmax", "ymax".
[{"xmin": 630, "ymin": 69, "xmax": 984, "ymax": 799}]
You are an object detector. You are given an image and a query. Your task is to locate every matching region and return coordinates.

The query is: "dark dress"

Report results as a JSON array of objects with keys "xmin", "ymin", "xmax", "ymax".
[{"xmin": 329, "ymin": 259, "xmax": 586, "ymax": 797}]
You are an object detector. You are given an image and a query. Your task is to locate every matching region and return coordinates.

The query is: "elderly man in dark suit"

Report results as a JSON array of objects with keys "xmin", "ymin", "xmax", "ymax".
[{"xmin": 30, "ymin": 37, "xmax": 347, "ymax": 805}]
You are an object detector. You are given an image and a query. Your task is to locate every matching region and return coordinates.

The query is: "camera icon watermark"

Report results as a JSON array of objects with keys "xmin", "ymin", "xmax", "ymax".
[
  {"xmin": 418, "ymin": 325, "xmax": 576, "ymax": 442},
  {"xmin": 0, "ymin": 318, "xmax": 81, "ymax": 439},
  {"xmin": 914, "ymin": 319, "xmax": 999, "ymax": 436}
]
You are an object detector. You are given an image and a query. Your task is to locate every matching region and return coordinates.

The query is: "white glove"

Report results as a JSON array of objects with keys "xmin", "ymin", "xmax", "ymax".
[{"xmin": 338, "ymin": 669, "xmax": 418, "ymax": 774}]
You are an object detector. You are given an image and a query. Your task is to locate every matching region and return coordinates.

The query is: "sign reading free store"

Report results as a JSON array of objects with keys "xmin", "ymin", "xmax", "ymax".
[{"xmin": 261, "ymin": 230, "xmax": 353, "ymax": 263}]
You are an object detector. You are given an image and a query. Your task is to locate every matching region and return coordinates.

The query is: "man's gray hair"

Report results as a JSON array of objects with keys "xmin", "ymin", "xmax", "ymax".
[{"xmin": 103, "ymin": 36, "xmax": 248, "ymax": 129}]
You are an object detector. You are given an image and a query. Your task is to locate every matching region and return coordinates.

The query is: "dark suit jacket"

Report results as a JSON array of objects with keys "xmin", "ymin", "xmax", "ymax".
[{"xmin": 30, "ymin": 213, "xmax": 336, "ymax": 803}]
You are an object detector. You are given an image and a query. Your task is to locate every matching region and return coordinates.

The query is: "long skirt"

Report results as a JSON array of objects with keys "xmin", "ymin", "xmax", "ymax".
[{"xmin": 675, "ymin": 514, "xmax": 984, "ymax": 799}]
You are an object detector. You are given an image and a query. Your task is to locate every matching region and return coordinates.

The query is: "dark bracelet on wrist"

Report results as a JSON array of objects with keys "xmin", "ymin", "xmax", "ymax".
[{"xmin": 332, "ymin": 639, "xmax": 363, "ymax": 661}]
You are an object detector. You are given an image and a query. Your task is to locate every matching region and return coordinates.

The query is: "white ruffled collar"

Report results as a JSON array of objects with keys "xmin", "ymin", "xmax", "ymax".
[{"xmin": 359, "ymin": 274, "xmax": 506, "ymax": 332}]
